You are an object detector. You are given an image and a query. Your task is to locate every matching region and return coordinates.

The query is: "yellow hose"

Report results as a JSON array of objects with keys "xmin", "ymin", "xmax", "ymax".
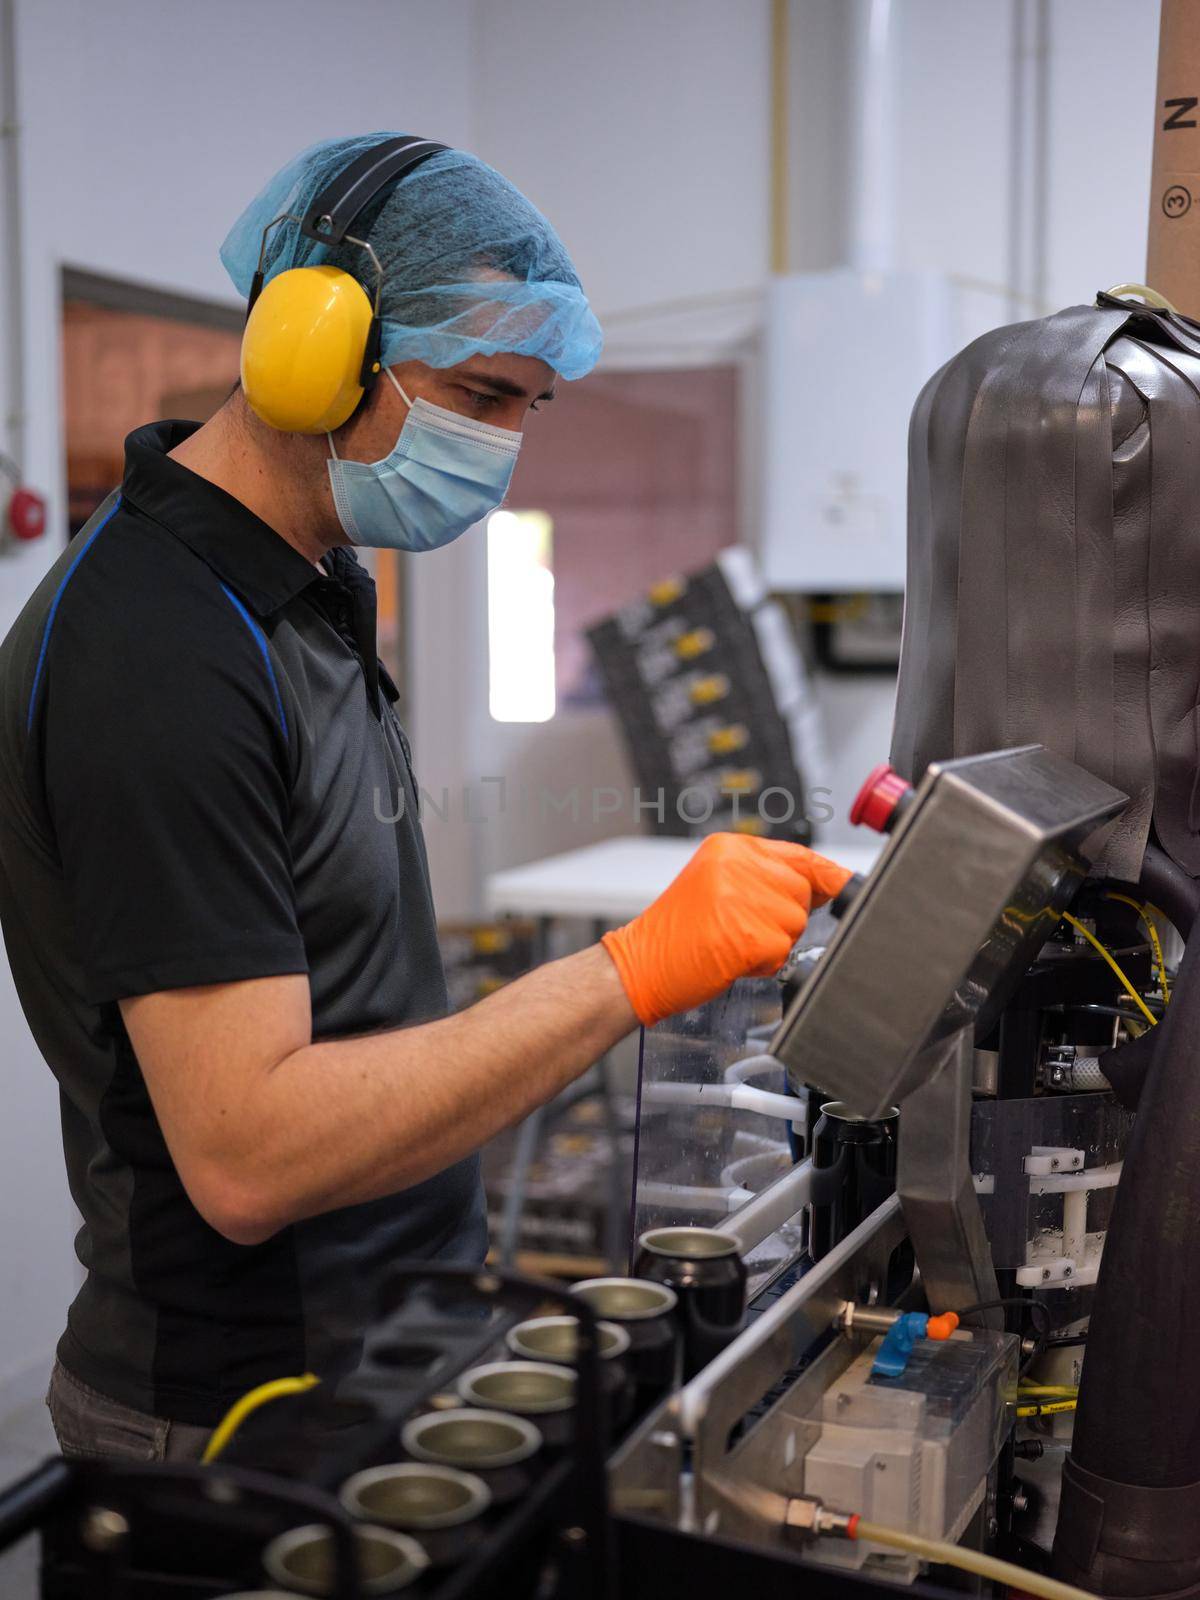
[
  {"xmin": 1105, "ymin": 892, "xmax": 1170, "ymax": 1003},
  {"xmin": 1016, "ymin": 1398, "xmax": 1078, "ymax": 1418},
  {"xmin": 201, "ymin": 1372, "xmax": 320, "ymax": 1464},
  {"xmin": 1104, "ymin": 282, "xmax": 1178, "ymax": 311},
  {"xmin": 1061, "ymin": 913, "xmax": 1158, "ymax": 1027},
  {"xmin": 851, "ymin": 1519, "xmax": 1098, "ymax": 1600}
]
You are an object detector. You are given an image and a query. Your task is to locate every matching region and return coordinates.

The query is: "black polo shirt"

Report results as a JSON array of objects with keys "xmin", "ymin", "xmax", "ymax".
[{"xmin": 0, "ymin": 421, "xmax": 485, "ymax": 1425}]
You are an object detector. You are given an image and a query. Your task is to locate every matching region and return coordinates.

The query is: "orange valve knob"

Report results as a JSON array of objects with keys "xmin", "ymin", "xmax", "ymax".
[{"xmin": 926, "ymin": 1312, "xmax": 960, "ymax": 1341}]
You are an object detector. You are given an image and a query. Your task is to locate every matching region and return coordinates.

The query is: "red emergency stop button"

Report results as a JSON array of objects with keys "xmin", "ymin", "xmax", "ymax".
[
  {"xmin": 850, "ymin": 762, "xmax": 913, "ymax": 833},
  {"xmin": 8, "ymin": 487, "xmax": 46, "ymax": 541}
]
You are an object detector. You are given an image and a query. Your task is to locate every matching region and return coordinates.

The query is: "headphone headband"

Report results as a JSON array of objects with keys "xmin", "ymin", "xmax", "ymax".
[
  {"xmin": 246, "ymin": 133, "xmax": 448, "ymax": 321},
  {"xmin": 241, "ymin": 134, "xmax": 451, "ymax": 431},
  {"xmin": 300, "ymin": 135, "xmax": 448, "ymax": 245}
]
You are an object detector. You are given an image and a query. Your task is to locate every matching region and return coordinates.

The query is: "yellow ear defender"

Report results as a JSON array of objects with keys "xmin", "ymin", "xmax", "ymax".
[
  {"xmin": 239, "ymin": 136, "xmax": 448, "ymax": 435},
  {"xmin": 242, "ymin": 265, "xmax": 376, "ymax": 434}
]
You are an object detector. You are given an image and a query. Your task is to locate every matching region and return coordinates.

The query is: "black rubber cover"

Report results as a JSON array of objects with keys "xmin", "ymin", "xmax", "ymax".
[
  {"xmin": 1054, "ymin": 1455, "xmax": 1200, "ymax": 1598},
  {"xmin": 1098, "ymin": 1027, "xmax": 1156, "ymax": 1112},
  {"xmin": 891, "ymin": 297, "xmax": 1200, "ymax": 883},
  {"xmin": 1054, "ymin": 914, "xmax": 1200, "ymax": 1585}
]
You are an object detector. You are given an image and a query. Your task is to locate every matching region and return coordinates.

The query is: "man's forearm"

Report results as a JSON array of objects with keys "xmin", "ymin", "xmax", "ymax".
[
  {"xmin": 126, "ymin": 834, "xmax": 840, "ymax": 1246},
  {"xmin": 224, "ymin": 943, "xmax": 636, "ymax": 1240}
]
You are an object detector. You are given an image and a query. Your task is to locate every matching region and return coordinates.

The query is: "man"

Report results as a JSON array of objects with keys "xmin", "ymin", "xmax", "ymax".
[{"xmin": 0, "ymin": 133, "xmax": 848, "ymax": 1460}]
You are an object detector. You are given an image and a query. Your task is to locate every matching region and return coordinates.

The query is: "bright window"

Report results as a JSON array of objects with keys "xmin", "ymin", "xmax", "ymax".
[{"xmin": 487, "ymin": 509, "xmax": 555, "ymax": 723}]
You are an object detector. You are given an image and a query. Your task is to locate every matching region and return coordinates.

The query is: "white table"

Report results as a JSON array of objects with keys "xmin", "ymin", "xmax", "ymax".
[
  {"xmin": 485, "ymin": 834, "xmax": 884, "ymax": 923},
  {"xmin": 486, "ymin": 835, "xmax": 701, "ymax": 923}
]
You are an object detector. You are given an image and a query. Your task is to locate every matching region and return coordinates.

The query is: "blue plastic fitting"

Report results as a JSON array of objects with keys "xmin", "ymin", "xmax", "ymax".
[{"xmin": 871, "ymin": 1312, "xmax": 930, "ymax": 1378}]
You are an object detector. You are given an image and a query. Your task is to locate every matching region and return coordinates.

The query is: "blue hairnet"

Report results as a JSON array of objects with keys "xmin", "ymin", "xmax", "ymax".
[{"xmin": 220, "ymin": 133, "xmax": 603, "ymax": 381}]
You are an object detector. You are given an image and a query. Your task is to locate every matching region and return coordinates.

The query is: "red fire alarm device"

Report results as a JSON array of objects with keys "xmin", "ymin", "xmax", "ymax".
[{"xmin": 0, "ymin": 455, "xmax": 47, "ymax": 544}]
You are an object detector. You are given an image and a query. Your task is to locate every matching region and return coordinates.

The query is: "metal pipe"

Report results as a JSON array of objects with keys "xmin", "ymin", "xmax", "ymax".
[
  {"xmin": 0, "ymin": 0, "xmax": 25, "ymax": 465},
  {"xmin": 723, "ymin": 1156, "xmax": 814, "ymax": 1253},
  {"xmin": 640, "ymin": 1079, "xmax": 806, "ymax": 1123},
  {"xmin": 838, "ymin": 1300, "xmax": 903, "ymax": 1336},
  {"xmin": 1006, "ymin": 0, "xmax": 1050, "ymax": 320},
  {"xmin": 1029, "ymin": 0, "xmax": 1050, "ymax": 313},
  {"xmin": 636, "ymin": 1180, "xmax": 751, "ymax": 1215},
  {"xmin": 848, "ymin": 0, "xmax": 896, "ymax": 276},
  {"xmin": 1006, "ymin": 0, "xmax": 1028, "ymax": 321},
  {"xmin": 769, "ymin": 0, "xmax": 789, "ymax": 274},
  {"xmin": 723, "ymin": 1051, "xmax": 784, "ymax": 1085}
]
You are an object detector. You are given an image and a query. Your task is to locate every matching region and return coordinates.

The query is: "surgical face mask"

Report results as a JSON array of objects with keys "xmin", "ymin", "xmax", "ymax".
[{"xmin": 326, "ymin": 369, "xmax": 523, "ymax": 551}]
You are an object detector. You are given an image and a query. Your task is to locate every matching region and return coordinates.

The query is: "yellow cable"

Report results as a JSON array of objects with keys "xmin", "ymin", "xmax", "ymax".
[
  {"xmin": 1061, "ymin": 913, "xmax": 1158, "ymax": 1027},
  {"xmin": 851, "ymin": 1518, "xmax": 1097, "ymax": 1600},
  {"xmin": 1105, "ymin": 892, "xmax": 1170, "ymax": 1003},
  {"xmin": 1018, "ymin": 1384, "xmax": 1078, "ymax": 1397},
  {"xmin": 1016, "ymin": 1398, "xmax": 1078, "ymax": 1418},
  {"xmin": 201, "ymin": 1372, "xmax": 319, "ymax": 1464}
]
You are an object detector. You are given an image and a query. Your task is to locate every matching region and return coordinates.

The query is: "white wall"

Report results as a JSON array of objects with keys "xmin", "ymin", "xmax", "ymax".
[
  {"xmin": 1043, "ymin": 0, "xmax": 1160, "ymax": 308},
  {"xmin": 895, "ymin": 0, "xmax": 1158, "ymax": 306},
  {"xmin": 0, "ymin": 0, "xmax": 477, "ymax": 1395},
  {"xmin": 410, "ymin": 0, "xmax": 773, "ymax": 915},
  {"xmin": 470, "ymin": 0, "xmax": 770, "ymax": 318}
]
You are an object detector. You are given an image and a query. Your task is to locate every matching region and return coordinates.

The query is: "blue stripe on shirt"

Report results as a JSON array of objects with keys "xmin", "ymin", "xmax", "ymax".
[
  {"xmin": 27, "ymin": 494, "xmax": 123, "ymax": 733},
  {"xmin": 218, "ymin": 582, "xmax": 289, "ymax": 742}
]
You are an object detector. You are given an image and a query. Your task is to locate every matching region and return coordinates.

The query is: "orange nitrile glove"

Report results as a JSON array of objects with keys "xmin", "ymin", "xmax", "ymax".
[{"xmin": 601, "ymin": 833, "xmax": 853, "ymax": 1027}]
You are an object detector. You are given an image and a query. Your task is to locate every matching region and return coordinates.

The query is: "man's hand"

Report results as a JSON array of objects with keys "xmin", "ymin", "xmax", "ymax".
[{"xmin": 601, "ymin": 833, "xmax": 851, "ymax": 1027}]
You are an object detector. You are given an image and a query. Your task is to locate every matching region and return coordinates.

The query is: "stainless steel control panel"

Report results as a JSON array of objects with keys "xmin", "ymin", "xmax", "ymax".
[{"xmin": 771, "ymin": 746, "xmax": 1127, "ymax": 1118}]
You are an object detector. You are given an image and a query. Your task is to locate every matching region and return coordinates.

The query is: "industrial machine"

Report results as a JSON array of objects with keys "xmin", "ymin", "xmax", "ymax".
[
  {"xmin": 3, "ymin": 738, "xmax": 1180, "ymax": 1600},
  {"xmin": 611, "ymin": 740, "xmax": 1171, "ymax": 1596}
]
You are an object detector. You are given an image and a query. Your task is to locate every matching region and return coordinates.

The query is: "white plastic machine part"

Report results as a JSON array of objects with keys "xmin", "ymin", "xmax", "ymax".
[
  {"xmin": 1023, "ymin": 1147, "xmax": 1085, "ymax": 1176},
  {"xmin": 969, "ymin": 1156, "xmax": 1121, "ymax": 1288},
  {"xmin": 761, "ymin": 269, "xmax": 956, "ymax": 593},
  {"xmin": 1013, "ymin": 1151, "xmax": 1121, "ymax": 1290},
  {"xmin": 1015, "ymin": 1232, "xmax": 1105, "ymax": 1291},
  {"xmin": 799, "ymin": 1329, "xmax": 1018, "ymax": 1582}
]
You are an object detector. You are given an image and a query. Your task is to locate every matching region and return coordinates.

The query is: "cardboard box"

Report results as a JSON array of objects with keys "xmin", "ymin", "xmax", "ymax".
[{"xmin": 1147, "ymin": 0, "xmax": 1200, "ymax": 314}]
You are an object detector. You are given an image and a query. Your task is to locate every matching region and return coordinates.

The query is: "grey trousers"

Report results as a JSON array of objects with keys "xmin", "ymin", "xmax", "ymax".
[{"xmin": 46, "ymin": 1360, "xmax": 212, "ymax": 1463}]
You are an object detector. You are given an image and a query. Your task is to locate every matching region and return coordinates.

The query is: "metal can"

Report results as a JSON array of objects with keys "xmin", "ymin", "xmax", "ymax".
[
  {"xmin": 632, "ymin": 1227, "xmax": 747, "ymax": 1379},
  {"xmin": 261, "ymin": 1523, "xmax": 428, "ymax": 1596},
  {"xmin": 505, "ymin": 1315, "xmax": 634, "ymax": 1434},
  {"xmin": 401, "ymin": 1408, "xmax": 542, "ymax": 1506},
  {"xmin": 457, "ymin": 1360, "xmax": 577, "ymax": 1447},
  {"xmin": 504, "ymin": 1315, "xmax": 630, "ymax": 1365},
  {"xmin": 340, "ymin": 1462, "xmax": 491, "ymax": 1568},
  {"xmin": 808, "ymin": 1101, "xmax": 898, "ymax": 1262},
  {"xmin": 568, "ymin": 1278, "xmax": 679, "ymax": 1414}
]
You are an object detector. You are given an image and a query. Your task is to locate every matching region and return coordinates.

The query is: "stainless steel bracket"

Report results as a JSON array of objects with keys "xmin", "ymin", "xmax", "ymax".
[{"xmin": 897, "ymin": 1027, "xmax": 1001, "ymax": 1324}]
